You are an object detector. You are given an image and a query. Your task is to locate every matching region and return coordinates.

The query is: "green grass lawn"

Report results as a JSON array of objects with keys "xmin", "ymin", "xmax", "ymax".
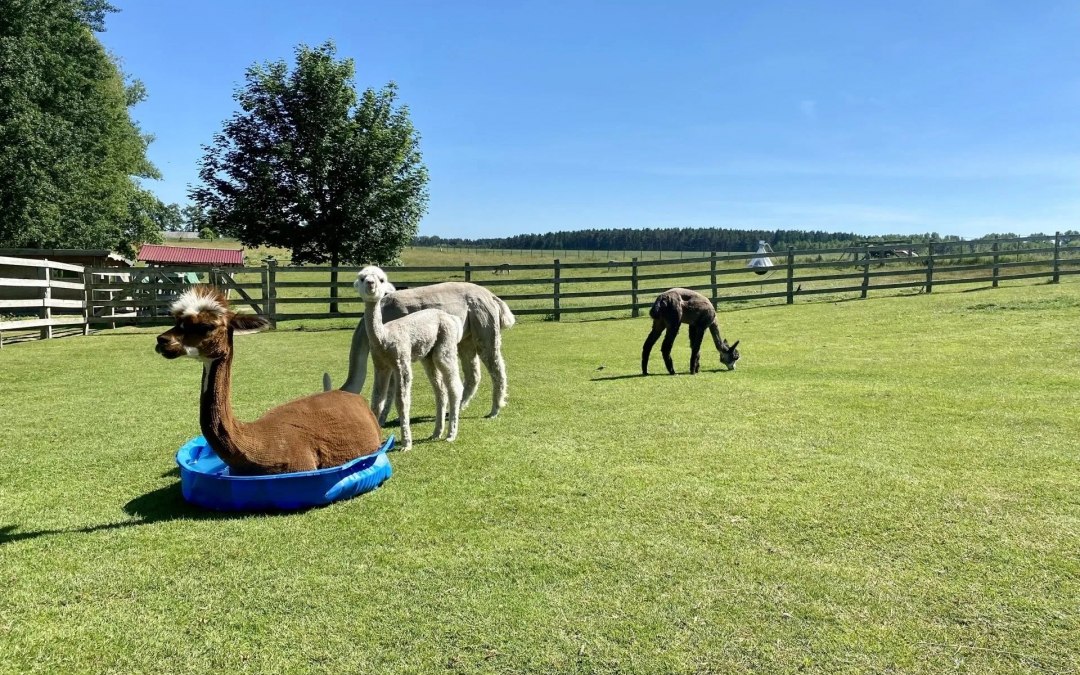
[{"xmin": 1, "ymin": 281, "xmax": 1078, "ymax": 673}]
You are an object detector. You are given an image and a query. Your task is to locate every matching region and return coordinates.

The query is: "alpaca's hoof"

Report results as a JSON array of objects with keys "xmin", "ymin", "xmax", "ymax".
[
  {"xmin": 445, "ymin": 434, "xmax": 457, "ymax": 442},
  {"xmin": 428, "ymin": 432, "xmax": 442, "ymax": 441},
  {"xmin": 485, "ymin": 410, "xmax": 500, "ymax": 419}
]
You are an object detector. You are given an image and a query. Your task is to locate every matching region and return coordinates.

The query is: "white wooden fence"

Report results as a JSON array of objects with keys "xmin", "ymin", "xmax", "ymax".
[{"xmin": 0, "ymin": 256, "xmax": 90, "ymax": 346}]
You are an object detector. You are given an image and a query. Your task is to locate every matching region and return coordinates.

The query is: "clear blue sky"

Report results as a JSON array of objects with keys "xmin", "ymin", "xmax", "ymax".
[{"xmin": 100, "ymin": 0, "xmax": 1080, "ymax": 239}]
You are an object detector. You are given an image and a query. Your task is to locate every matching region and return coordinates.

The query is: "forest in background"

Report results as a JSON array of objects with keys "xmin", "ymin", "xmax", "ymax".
[{"xmin": 412, "ymin": 226, "xmax": 1063, "ymax": 253}]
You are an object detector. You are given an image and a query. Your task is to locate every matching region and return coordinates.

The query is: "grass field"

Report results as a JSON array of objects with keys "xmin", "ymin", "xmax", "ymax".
[{"xmin": 1, "ymin": 281, "xmax": 1078, "ymax": 672}]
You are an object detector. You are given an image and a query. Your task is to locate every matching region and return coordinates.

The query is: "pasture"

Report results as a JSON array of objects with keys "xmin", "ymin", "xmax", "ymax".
[{"xmin": 1, "ymin": 281, "xmax": 1078, "ymax": 672}]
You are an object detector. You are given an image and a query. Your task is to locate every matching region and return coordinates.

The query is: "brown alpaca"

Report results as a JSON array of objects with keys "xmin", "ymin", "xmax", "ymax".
[
  {"xmin": 155, "ymin": 286, "xmax": 382, "ymax": 475},
  {"xmin": 642, "ymin": 288, "xmax": 740, "ymax": 376}
]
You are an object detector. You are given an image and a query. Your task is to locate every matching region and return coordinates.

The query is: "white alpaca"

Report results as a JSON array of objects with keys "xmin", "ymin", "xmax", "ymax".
[
  {"xmin": 326, "ymin": 282, "xmax": 515, "ymax": 419},
  {"xmin": 355, "ymin": 266, "xmax": 464, "ymax": 452}
]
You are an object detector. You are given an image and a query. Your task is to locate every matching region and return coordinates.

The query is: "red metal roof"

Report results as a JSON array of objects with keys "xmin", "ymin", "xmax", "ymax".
[{"xmin": 137, "ymin": 244, "xmax": 245, "ymax": 266}]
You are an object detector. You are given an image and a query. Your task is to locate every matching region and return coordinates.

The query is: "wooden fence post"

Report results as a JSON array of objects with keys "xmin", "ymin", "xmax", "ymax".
[
  {"xmin": 464, "ymin": 262, "xmax": 471, "ymax": 282},
  {"xmin": 709, "ymin": 251, "xmax": 718, "ymax": 307},
  {"xmin": 631, "ymin": 257, "xmax": 639, "ymax": 318},
  {"xmin": 38, "ymin": 264, "xmax": 52, "ymax": 339},
  {"xmin": 992, "ymin": 241, "xmax": 1000, "ymax": 288},
  {"xmin": 266, "ymin": 258, "xmax": 278, "ymax": 329},
  {"xmin": 786, "ymin": 248, "xmax": 795, "ymax": 304},
  {"xmin": 552, "ymin": 258, "xmax": 561, "ymax": 321},
  {"xmin": 861, "ymin": 246, "xmax": 870, "ymax": 299},
  {"xmin": 82, "ymin": 268, "xmax": 93, "ymax": 335},
  {"xmin": 925, "ymin": 243, "xmax": 935, "ymax": 293},
  {"xmin": 1053, "ymin": 231, "xmax": 1061, "ymax": 283}
]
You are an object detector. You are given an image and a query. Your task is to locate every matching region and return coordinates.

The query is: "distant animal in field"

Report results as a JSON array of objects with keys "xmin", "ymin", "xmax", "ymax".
[
  {"xmin": 493, "ymin": 263, "xmax": 511, "ymax": 275},
  {"xmin": 605, "ymin": 260, "xmax": 620, "ymax": 272},
  {"xmin": 642, "ymin": 288, "xmax": 740, "ymax": 375}
]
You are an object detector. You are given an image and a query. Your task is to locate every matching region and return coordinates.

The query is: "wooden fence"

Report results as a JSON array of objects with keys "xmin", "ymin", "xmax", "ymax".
[
  {"xmin": 0, "ymin": 256, "xmax": 90, "ymax": 346},
  {"xmin": 2, "ymin": 234, "xmax": 1078, "ymax": 346}
]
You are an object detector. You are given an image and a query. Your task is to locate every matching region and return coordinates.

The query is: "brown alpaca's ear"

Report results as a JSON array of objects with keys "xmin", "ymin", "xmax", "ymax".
[{"xmin": 230, "ymin": 313, "xmax": 270, "ymax": 335}]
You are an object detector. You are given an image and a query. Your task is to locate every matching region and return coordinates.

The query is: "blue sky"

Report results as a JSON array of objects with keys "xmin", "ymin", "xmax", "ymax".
[{"xmin": 100, "ymin": 1, "xmax": 1080, "ymax": 239}]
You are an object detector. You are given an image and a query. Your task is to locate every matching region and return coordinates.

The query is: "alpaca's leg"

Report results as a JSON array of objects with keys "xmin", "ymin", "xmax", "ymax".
[
  {"xmin": 370, "ymin": 366, "xmax": 389, "ymax": 423},
  {"xmin": 660, "ymin": 323, "xmax": 680, "ymax": 375},
  {"xmin": 689, "ymin": 325, "xmax": 704, "ymax": 374},
  {"xmin": 458, "ymin": 340, "xmax": 481, "ymax": 410},
  {"xmin": 440, "ymin": 350, "xmax": 464, "ymax": 442},
  {"xmin": 395, "ymin": 360, "xmax": 413, "ymax": 451},
  {"xmin": 421, "ymin": 356, "xmax": 446, "ymax": 440},
  {"xmin": 377, "ymin": 366, "xmax": 396, "ymax": 426},
  {"xmin": 642, "ymin": 320, "xmax": 665, "ymax": 375},
  {"xmin": 478, "ymin": 330, "xmax": 508, "ymax": 418},
  {"xmin": 379, "ymin": 368, "xmax": 398, "ymax": 426}
]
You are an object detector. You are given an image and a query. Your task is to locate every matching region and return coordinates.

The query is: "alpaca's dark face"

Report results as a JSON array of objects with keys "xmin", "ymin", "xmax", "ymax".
[{"xmin": 720, "ymin": 339, "xmax": 741, "ymax": 371}]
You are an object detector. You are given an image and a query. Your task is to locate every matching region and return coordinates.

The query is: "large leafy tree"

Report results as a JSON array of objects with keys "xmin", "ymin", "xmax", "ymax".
[
  {"xmin": 0, "ymin": 0, "xmax": 165, "ymax": 256},
  {"xmin": 192, "ymin": 41, "xmax": 428, "ymax": 311}
]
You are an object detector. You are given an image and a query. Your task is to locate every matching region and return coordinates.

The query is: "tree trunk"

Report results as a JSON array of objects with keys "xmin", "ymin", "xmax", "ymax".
[{"xmin": 330, "ymin": 249, "xmax": 339, "ymax": 314}]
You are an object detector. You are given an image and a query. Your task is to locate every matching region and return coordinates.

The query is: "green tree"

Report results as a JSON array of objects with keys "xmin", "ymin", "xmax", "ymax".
[
  {"xmin": 191, "ymin": 41, "xmax": 428, "ymax": 312},
  {"xmin": 180, "ymin": 203, "xmax": 209, "ymax": 233},
  {"xmin": 0, "ymin": 0, "xmax": 166, "ymax": 253},
  {"xmin": 115, "ymin": 187, "xmax": 168, "ymax": 257}
]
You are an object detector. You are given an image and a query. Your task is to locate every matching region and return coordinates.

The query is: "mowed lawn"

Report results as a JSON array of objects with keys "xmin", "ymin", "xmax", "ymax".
[{"xmin": 1, "ymin": 282, "xmax": 1078, "ymax": 673}]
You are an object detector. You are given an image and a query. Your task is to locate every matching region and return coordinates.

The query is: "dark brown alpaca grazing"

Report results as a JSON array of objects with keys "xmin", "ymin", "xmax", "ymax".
[
  {"xmin": 155, "ymin": 286, "xmax": 383, "ymax": 475},
  {"xmin": 642, "ymin": 288, "xmax": 740, "ymax": 375}
]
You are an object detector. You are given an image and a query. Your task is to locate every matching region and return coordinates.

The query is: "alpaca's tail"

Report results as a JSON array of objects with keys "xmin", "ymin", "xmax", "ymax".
[
  {"xmin": 496, "ymin": 296, "xmax": 516, "ymax": 330},
  {"xmin": 648, "ymin": 294, "xmax": 667, "ymax": 320}
]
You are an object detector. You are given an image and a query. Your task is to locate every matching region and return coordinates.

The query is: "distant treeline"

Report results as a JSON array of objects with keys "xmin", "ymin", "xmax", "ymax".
[{"xmin": 412, "ymin": 227, "xmax": 1039, "ymax": 253}]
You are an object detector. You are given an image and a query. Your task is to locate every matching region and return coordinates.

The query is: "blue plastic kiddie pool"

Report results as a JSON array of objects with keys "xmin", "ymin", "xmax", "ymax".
[{"xmin": 175, "ymin": 435, "xmax": 394, "ymax": 511}]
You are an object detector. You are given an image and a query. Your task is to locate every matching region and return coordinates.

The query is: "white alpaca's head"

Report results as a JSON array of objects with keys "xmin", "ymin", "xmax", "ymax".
[{"xmin": 355, "ymin": 266, "xmax": 394, "ymax": 302}]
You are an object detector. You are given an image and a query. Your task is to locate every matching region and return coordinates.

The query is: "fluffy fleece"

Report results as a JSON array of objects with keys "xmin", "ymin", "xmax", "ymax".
[{"xmin": 354, "ymin": 267, "xmax": 465, "ymax": 452}]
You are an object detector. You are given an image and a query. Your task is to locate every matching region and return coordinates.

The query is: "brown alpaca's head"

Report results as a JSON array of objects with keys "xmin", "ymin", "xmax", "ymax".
[
  {"xmin": 155, "ymin": 286, "xmax": 268, "ymax": 361},
  {"xmin": 719, "ymin": 339, "xmax": 741, "ymax": 371}
]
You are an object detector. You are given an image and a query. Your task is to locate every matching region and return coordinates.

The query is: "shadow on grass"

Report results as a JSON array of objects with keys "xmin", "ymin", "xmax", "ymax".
[
  {"xmin": 0, "ymin": 482, "xmax": 282, "ymax": 546},
  {"xmin": 377, "ymin": 412, "xmax": 492, "ymax": 429},
  {"xmin": 591, "ymin": 369, "xmax": 733, "ymax": 381}
]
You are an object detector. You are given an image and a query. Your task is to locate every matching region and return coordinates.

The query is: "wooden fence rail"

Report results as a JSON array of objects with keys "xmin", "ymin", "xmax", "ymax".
[
  {"xmin": 0, "ymin": 255, "xmax": 91, "ymax": 347},
  {"xmin": 2, "ymin": 234, "xmax": 1077, "ymax": 347},
  {"xmin": 72, "ymin": 233, "xmax": 1079, "ymax": 327}
]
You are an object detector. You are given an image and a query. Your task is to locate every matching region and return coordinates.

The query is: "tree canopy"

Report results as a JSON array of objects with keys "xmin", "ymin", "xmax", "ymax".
[
  {"xmin": 192, "ymin": 41, "xmax": 428, "ymax": 275},
  {"xmin": 0, "ymin": 0, "xmax": 167, "ymax": 256}
]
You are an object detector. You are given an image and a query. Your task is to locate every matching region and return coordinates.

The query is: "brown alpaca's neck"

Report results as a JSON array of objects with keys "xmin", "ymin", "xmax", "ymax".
[{"xmin": 200, "ymin": 347, "xmax": 255, "ymax": 468}]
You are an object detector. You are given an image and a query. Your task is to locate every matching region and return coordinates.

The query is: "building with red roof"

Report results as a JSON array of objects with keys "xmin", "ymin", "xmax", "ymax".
[{"xmin": 137, "ymin": 244, "xmax": 245, "ymax": 267}]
